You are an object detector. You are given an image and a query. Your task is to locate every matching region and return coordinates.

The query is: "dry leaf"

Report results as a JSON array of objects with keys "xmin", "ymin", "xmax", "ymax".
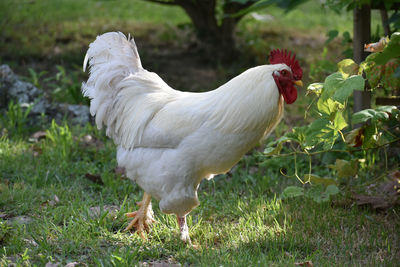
[
  {"xmin": 353, "ymin": 175, "xmax": 399, "ymax": 210},
  {"xmin": 29, "ymin": 131, "xmax": 47, "ymax": 142},
  {"xmin": 84, "ymin": 173, "xmax": 104, "ymax": 185},
  {"xmin": 364, "ymin": 37, "xmax": 389, "ymax": 52},
  {"xmin": 353, "ymin": 194, "xmax": 391, "ymax": 209}
]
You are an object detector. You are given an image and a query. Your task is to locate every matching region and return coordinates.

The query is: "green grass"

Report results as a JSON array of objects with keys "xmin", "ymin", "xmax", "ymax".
[{"xmin": 1, "ymin": 122, "xmax": 399, "ymax": 266}]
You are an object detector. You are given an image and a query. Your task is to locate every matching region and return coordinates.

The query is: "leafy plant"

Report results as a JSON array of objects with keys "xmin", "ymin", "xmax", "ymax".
[
  {"xmin": 0, "ymin": 101, "xmax": 33, "ymax": 138},
  {"xmin": 43, "ymin": 120, "xmax": 74, "ymax": 160},
  {"xmin": 0, "ymin": 219, "xmax": 11, "ymax": 244},
  {"xmin": 263, "ymin": 32, "xmax": 400, "ymax": 202},
  {"xmin": 27, "ymin": 68, "xmax": 48, "ymax": 88}
]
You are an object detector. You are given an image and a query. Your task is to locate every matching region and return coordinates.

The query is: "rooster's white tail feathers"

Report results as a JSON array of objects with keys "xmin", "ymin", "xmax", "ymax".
[
  {"xmin": 82, "ymin": 32, "xmax": 143, "ymax": 125},
  {"xmin": 82, "ymin": 32, "xmax": 178, "ymax": 149}
]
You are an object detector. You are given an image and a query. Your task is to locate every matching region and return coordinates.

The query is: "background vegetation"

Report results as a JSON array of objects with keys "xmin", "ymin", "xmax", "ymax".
[{"xmin": 1, "ymin": 0, "xmax": 399, "ymax": 266}]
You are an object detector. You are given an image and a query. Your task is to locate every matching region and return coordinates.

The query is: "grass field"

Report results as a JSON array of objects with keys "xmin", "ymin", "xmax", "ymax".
[
  {"xmin": 1, "ymin": 0, "xmax": 399, "ymax": 266},
  {"xmin": 1, "ymin": 124, "xmax": 399, "ymax": 266}
]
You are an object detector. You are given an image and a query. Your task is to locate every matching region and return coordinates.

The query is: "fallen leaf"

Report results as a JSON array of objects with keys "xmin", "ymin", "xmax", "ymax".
[
  {"xmin": 29, "ymin": 131, "xmax": 47, "ymax": 142},
  {"xmin": 45, "ymin": 263, "xmax": 60, "ymax": 267},
  {"xmin": 353, "ymin": 194, "xmax": 390, "ymax": 209},
  {"xmin": 364, "ymin": 37, "xmax": 389, "ymax": 52},
  {"xmin": 84, "ymin": 173, "xmax": 104, "ymax": 185},
  {"xmin": 353, "ymin": 170, "xmax": 400, "ymax": 210}
]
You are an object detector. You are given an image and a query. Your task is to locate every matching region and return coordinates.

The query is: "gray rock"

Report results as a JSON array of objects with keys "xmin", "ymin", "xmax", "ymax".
[
  {"xmin": 31, "ymin": 97, "xmax": 48, "ymax": 114},
  {"xmin": 1, "ymin": 64, "xmax": 45, "ymax": 114},
  {"xmin": 56, "ymin": 103, "xmax": 90, "ymax": 125},
  {"xmin": 0, "ymin": 64, "xmax": 17, "ymax": 84},
  {"xmin": 1, "ymin": 64, "xmax": 90, "ymax": 126}
]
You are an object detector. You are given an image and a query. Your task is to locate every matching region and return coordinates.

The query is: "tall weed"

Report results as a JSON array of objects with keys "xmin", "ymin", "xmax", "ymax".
[
  {"xmin": 0, "ymin": 101, "xmax": 32, "ymax": 138},
  {"xmin": 43, "ymin": 120, "xmax": 74, "ymax": 160}
]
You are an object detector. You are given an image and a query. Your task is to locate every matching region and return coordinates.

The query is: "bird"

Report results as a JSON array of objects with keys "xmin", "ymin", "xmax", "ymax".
[{"xmin": 82, "ymin": 32, "xmax": 303, "ymax": 244}]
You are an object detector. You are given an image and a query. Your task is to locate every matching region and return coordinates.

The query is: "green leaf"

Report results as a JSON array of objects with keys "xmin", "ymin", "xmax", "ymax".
[
  {"xmin": 317, "ymin": 98, "xmax": 342, "ymax": 115},
  {"xmin": 264, "ymin": 135, "xmax": 293, "ymax": 155},
  {"xmin": 333, "ymin": 111, "xmax": 348, "ymax": 131},
  {"xmin": 305, "ymin": 185, "xmax": 325, "ymax": 203},
  {"xmin": 337, "ymin": 59, "xmax": 359, "ymax": 78},
  {"xmin": 375, "ymin": 105, "xmax": 397, "ymax": 113},
  {"xmin": 325, "ymin": 30, "xmax": 338, "ymax": 45},
  {"xmin": 332, "ymin": 75, "xmax": 365, "ymax": 103},
  {"xmin": 352, "ymin": 109, "xmax": 375, "ymax": 124},
  {"xmin": 281, "ymin": 186, "xmax": 304, "ymax": 199},
  {"xmin": 304, "ymin": 118, "xmax": 339, "ymax": 150},
  {"xmin": 352, "ymin": 106, "xmax": 397, "ymax": 124},
  {"xmin": 321, "ymin": 72, "xmax": 364, "ymax": 104},
  {"xmin": 330, "ymin": 159, "xmax": 358, "ymax": 178},
  {"xmin": 321, "ymin": 72, "xmax": 343, "ymax": 101},
  {"xmin": 325, "ymin": 184, "xmax": 339, "ymax": 196},
  {"xmin": 304, "ymin": 174, "xmax": 337, "ymax": 186}
]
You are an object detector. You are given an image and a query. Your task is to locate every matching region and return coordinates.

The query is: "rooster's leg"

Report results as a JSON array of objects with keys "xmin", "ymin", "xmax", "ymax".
[
  {"xmin": 177, "ymin": 215, "xmax": 191, "ymax": 245},
  {"xmin": 124, "ymin": 192, "xmax": 155, "ymax": 239}
]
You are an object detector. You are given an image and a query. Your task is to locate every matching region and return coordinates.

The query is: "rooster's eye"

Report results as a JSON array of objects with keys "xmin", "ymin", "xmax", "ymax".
[{"xmin": 281, "ymin": 70, "xmax": 288, "ymax": 76}]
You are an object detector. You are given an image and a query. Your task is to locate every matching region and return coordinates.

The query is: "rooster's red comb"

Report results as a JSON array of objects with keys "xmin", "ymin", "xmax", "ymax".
[{"xmin": 269, "ymin": 49, "xmax": 302, "ymax": 80}]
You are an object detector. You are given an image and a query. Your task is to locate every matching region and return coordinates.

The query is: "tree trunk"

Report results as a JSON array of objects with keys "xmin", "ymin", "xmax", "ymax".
[
  {"xmin": 144, "ymin": 0, "xmax": 255, "ymax": 61},
  {"xmin": 177, "ymin": 0, "xmax": 237, "ymax": 61}
]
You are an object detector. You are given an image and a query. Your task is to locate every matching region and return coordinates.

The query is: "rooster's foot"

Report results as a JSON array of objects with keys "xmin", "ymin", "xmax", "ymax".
[
  {"xmin": 124, "ymin": 192, "xmax": 155, "ymax": 239},
  {"xmin": 177, "ymin": 215, "xmax": 194, "ymax": 246}
]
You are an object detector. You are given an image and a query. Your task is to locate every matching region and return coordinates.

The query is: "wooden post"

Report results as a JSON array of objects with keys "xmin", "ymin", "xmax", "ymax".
[{"xmin": 353, "ymin": 5, "xmax": 371, "ymax": 113}]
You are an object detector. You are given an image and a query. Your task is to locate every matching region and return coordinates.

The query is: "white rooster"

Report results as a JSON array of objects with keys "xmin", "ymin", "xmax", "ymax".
[{"xmin": 82, "ymin": 32, "xmax": 303, "ymax": 244}]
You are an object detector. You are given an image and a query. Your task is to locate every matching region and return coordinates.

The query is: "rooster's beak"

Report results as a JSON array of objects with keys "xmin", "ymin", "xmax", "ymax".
[{"xmin": 293, "ymin": 80, "xmax": 303, "ymax": 87}]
